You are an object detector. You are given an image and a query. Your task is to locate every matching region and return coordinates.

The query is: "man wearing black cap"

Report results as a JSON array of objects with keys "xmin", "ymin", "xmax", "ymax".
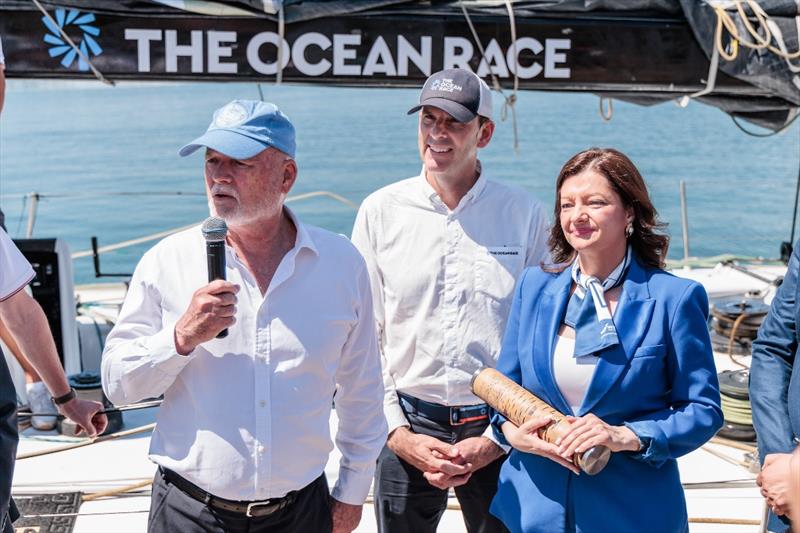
[
  {"xmin": 352, "ymin": 68, "xmax": 550, "ymax": 532},
  {"xmin": 102, "ymin": 100, "xmax": 387, "ymax": 533}
]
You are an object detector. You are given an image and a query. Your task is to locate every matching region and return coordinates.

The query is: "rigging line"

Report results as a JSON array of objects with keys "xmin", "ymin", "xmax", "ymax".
[
  {"xmin": 678, "ymin": 40, "xmax": 721, "ymax": 107},
  {"xmin": 730, "ymin": 109, "xmax": 800, "ymax": 137},
  {"xmin": 16, "ymin": 423, "xmax": 156, "ymax": 460},
  {"xmin": 13, "ymin": 477, "xmax": 152, "ymax": 487},
  {"xmin": 83, "ymin": 479, "xmax": 153, "ymax": 501},
  {"xmin": 18, "ymin": 399, "xmax": 163, "ymax": 419},
  {"xmin": 714, "ymin": 0, "xmax": 800, "ymax": 60},
  {"xmin": 791, "ymin": 124, "xmax": 800, "ymax": 245},
  {"xmin": 0, "ymin": 191, "xmax": 207, "ymax": 200},
  {"xmin": 735, "ymin": 0, "xmax": 770, "ymax": 48},
  {"xmin": 276, "ymin": 2, "xmax": 285, "ymax": 85},
  {"xmin": 69, "ymin": 190, "xmax": 359, "ymax": 259},
  {"xmin": 29, "ymin": 0, "xmax": 115, "ymax": 86},
  {"xmin": 502, "ymin": 0, "xmax": 520, "ymax": 154},
  {"xmin": 725, "ymin": 313, "xmax": 750, "ymax": 370},
  {"xmin": 460, "ymin": 1, "xmax": 521, "ymax": 154},
  {"xmin": 714, "ymin": 5, "xmax": 740, "ymax": 61},
  {"xmin": 599, "ymin": 96, "xmax": 613, "ymax": 122},
  {"xmin": 22, "ymin": 509, "xmax": 150, "ymax": 518},
  {"xmin": 71, "ymin": 222, "xmax": 198, "ymax": 259},
  {"xmin": 766, "ymin": 18, "xmax": 800, "ymax": 72},
  {"xmin": 714, "ymin": 1, "xmax": 768, "ymax": 60},
  {"xmin": 13, "ymin": 195, "xmax": 27, "ymax": 237},
  {"xmin": 699, "ymin": 444, "xmax": 751, "ymax": 469}
]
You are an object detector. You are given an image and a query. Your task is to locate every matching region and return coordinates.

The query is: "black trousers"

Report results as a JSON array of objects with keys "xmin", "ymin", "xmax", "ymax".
[
  {"xmin": 0, "ymin": 346, "xmax": 19, "ymax": 533},
  {"xmin": 374, "ymin": 411, "xmax": 508, "ymax": 533},
  {"xmin": 148, "ymin": 468, "xmax": 332, "ymax": 533}
]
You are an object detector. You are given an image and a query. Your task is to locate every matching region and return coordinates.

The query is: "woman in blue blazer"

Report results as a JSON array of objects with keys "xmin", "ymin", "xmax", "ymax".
[{"xmin": 490, "ymin": 148, "xmax": 723, "ymax": 533}]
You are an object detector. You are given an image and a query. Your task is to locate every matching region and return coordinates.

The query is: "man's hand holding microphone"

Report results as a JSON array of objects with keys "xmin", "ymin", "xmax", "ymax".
[{"xmin": 175, "ymin": 217, "xmax": 238, "ymax": 355}]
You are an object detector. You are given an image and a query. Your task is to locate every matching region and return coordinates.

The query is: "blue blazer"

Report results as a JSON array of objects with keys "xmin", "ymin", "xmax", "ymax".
[
  {"xmin": 749, "ymin": 240, "xmax": 800, "ymax": 533},
  {"xmin": 490, "ymin": 257, "xmax": 723, "ymax": 533}
]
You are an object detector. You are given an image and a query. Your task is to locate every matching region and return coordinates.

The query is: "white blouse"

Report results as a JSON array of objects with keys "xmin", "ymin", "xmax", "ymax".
[{"xmin": 552, "ymin": 332, "xmax": 599, "ymax": 415}]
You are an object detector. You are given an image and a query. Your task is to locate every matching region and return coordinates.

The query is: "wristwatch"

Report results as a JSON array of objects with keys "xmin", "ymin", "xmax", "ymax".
[{"xmin": 52, "ymin": 388, "xmax": 76, "ymax": 405}]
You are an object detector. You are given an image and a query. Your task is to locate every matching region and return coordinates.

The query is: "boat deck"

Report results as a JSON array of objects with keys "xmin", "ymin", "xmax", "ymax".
[{"xmin": 10, "ymin": 262, "xmax": 782, "ymax": 532}]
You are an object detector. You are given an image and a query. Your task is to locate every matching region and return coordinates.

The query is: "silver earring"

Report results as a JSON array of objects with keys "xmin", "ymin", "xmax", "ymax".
[{"xmin": 625, "ymin": 223, "xmax": 634, "ymax": 238}]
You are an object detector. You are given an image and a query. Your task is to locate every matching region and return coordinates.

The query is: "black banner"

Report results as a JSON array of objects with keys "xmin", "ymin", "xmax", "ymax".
[{"xmin": 1, "ymin": 6, "xmax": 753, "ymax": 95}]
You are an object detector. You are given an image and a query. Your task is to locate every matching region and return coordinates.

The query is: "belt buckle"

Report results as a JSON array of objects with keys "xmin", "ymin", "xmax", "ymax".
[
  {"xmin": 245, "ymin": 500, "xmax": 278, "ymax": 518},
  {"xmin": 450, "ymin": 406, "xmax": 488, "ymax": 426}
]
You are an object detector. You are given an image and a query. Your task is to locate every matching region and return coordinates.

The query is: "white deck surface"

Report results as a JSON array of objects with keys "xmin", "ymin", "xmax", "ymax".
[{"xmin": 12, "ymin": 402, "xmax": 764, "ymax": 533}]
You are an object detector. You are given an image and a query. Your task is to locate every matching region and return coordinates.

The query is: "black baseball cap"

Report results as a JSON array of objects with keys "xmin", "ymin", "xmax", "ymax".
[{"xmin": 408, "ymin": 68, "xmax": 493, "ymax": 123}]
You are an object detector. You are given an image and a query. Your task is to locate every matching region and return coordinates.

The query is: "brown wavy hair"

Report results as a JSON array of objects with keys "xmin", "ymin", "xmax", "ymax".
[{"xmin": 547, "ymin": 148, "xmax": 669, "ymax": 270}]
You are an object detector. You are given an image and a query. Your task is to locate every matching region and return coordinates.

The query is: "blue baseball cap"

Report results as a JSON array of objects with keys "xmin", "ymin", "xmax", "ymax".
[{"xmin": 179, "ymin": 100, "xmax": 296, "ymax": 159}]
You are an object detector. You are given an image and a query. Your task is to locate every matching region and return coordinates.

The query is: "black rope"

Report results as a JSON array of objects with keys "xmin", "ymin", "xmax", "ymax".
[
  {"xmin": 17, "ymin": 399, "xmax": 162, "ymax": 419},
  {"xmin": 13, "ymin": 195, "xmax": 27, "ymax": 237},
  {"xmin": 730, "ymin": 111, "xmax": 800, "ymax": 138}
]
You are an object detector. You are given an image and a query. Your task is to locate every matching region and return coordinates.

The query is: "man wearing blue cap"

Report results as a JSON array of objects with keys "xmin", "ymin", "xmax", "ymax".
[
  {"xmin": 102, "ymin": 100, "xmax": 387, "ymax": 533},
  {"xmin": 352, "ymin": 69, "xmax": 550, "ymax": 532}
]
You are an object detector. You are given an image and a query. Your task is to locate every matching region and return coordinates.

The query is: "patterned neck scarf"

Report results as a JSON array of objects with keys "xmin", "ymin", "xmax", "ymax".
[{"xmin": 564, "ymin": 246, "xmax": 632, "ymax": 357}]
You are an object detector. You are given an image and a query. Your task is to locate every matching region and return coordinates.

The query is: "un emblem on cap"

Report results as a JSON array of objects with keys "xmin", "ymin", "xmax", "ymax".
[{"xmin": 214, "ymin": 102, "xmax": 249, "ymax": 128}]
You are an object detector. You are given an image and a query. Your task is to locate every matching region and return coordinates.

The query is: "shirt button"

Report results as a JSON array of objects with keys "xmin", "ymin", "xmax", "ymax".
[
  {"xmin": 259, "ymin": 400, "xmax": 266, "ymax": 408},
  {"xmin": 257, "ymin": 444, "xmax": 265, "ymax": 454}
]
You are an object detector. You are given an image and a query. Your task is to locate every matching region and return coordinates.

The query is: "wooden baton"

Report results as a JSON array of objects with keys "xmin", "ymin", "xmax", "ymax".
[{"xmin": 471, "ymin": 367, "xmax": 611, "ymax": 475}]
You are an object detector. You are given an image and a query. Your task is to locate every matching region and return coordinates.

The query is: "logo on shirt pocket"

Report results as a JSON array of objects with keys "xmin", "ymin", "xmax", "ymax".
[{"xmin": 474, "ymin": 246, "xmax": 524, "ymax": 302}]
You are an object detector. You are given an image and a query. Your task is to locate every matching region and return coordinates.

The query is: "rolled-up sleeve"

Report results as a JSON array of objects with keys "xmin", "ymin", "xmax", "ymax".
[
  {"xmin": 330, "ymin": 260, "xmax": 388, "ymax": 504},
  {"xmin": 101, "ymin": 254, "xmax": 193, "ymax": 406}
]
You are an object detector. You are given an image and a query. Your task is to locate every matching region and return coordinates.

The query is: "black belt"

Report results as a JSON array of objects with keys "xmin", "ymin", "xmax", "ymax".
[
  {"xmin": 398, "ymin": 392, "xmax": 489, "ymax": 426},
  {"xmin": 161, "ymin": 468, "xmax": 299, "ymax": 518}
]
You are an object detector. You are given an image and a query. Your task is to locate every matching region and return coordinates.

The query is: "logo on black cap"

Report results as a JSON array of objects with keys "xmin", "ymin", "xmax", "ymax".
[{"xmin": 430, "ymin": 79, "xmax": 463, "ymax": 93}]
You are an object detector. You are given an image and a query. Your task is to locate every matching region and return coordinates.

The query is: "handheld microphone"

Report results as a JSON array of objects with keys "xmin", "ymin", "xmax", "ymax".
[{"xmin": 201, "ymin": 217, "xmax": 229, "ymax": 339}]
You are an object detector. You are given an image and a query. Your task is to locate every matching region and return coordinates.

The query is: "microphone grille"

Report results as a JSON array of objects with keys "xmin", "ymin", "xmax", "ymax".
[{"xmin": 201, "ymin": 217, "xmax": 228, "ymax": 242}]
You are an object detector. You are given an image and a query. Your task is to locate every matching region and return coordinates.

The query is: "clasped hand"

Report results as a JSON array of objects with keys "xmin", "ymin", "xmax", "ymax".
[
  {"xmin": 757, "ymin": 452, "xmax": 794, "ymax": 516},
  {"xmin": 174, "ymin": 280, "xmax": 239, "ymax": 355},
  {"xmin": 388, "ymin": 427, "xmax": 503, "ymax": 489}
]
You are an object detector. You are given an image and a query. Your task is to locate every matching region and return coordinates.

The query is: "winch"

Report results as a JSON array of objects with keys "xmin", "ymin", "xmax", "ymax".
[
  {"xmin": 716, "ymin": 369, "xmax": 756, "ymax": 442},
  {"xmin": 709, "ymin": 297, "xmax": 768, "ymax": 356}
]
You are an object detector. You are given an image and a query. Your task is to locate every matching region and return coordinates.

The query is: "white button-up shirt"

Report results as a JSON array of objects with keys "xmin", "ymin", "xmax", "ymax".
[
  {"xmin": 0, "ymin": 228, "xmax": 34, "ymax": 300},
  {"xmin": 102, "ymin": 209, "xmax": 387, "ymax": 504},
  {"xmin": 351, "ymin": 168, "xmax": 550, "ymax": 432}
]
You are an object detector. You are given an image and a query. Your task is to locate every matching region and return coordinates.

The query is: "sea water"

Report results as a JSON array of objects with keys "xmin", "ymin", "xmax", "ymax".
[{"xmin": 0, "ymin": 80, "xmax": 796, "ymax": 283}]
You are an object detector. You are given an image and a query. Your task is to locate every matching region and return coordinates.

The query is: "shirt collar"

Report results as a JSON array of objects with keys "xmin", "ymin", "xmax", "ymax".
[
  {"xmin": 419, "ymin": 161, "xmax": 487, "ymax": 208},
  {"xmin": 283, "ymin": 205, "xmax": 318, "ymax": 257}
]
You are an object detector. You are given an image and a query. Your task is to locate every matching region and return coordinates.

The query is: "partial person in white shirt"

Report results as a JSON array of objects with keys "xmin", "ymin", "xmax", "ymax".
[
  {"xmin": 0, "ymin": 228, "xmax": 107, "ymax": 533},
  {"xmin": 351, "ymin": 68, "xmax": 550, "ymax": 533},
  {"xmin": 101, "ymin": 100, "xmax": 387, "ymax": 533},
  {"xmin": 0, "ymin": 36, "xmax": 61, "ymax": 431}
]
